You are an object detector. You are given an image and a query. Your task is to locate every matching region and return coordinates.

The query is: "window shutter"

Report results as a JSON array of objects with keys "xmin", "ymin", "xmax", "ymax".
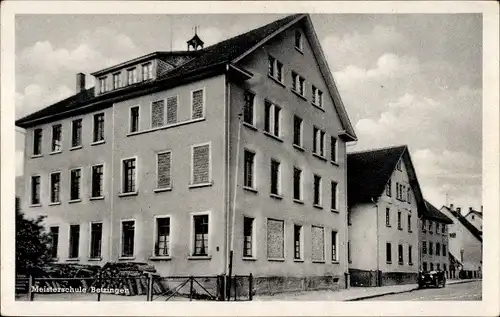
[
  {"xmin": 267, "ymin": 219, "xmax": 284, "ymax": 259},
  {"xmin": 157, "ymin": 152, "xmax": 172, "ymax": 189},
  {"xmin": 151, "ymin": 100, "xmax": 165, "ymax": 128},
  {"xmin": 192, "ymin": 144, "xmax": 210, "ymax": 184},
  {"xmin": 192, "ymin": 89, "xmax": 204, "ymax": 119},
  {"xmin": 311, "ymin": 226, "xmax": 325, "ymax": 261},
  {"xmin": 166, "ymin": 96, "xmax": 178, "ymax": 124}
]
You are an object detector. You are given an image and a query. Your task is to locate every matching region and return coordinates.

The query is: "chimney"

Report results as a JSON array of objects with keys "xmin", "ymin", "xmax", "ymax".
[
  {"xmin": 450, "ymin": 203, "xmax": 454, "ymax": 211},
  {"xmin": 76, "ymin": 73, "xmax": 86, "ymax": 93},
  {"xmin": 469, "ymin": 207, "xmax": 473, "ymax": 213},
  {"xmin": 456, "ymin": 207, "xmax": 461, "ymax": 215}
]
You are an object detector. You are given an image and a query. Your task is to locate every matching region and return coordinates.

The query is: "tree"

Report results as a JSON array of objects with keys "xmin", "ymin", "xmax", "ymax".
[{"xmin": 15, "ymin": 197, "xmax": 52, "ymax": 276}]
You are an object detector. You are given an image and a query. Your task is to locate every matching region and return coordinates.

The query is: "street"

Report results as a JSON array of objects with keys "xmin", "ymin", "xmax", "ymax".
[{"xmin": 363, "ymin": 281, "xmax": 482, "ymax": 301}]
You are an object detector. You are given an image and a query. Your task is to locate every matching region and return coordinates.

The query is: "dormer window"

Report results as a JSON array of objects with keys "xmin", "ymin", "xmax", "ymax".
[
  {"xmin": 127, "ymin": 68, "xmax": 137, "ymax": 85},
  {"xmin": 142, "ymin": 63, "xmax": 153, "ymax": 81},
  {"xmin": 113, "ymin": 72, "xmax": 122, "ymax": 90},
  {"xmin": 99, "ymin": 77, "xmax": 107, "ymax": 93}
]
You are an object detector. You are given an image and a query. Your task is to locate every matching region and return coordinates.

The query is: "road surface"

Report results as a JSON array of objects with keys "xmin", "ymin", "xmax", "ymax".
[{"xmin": 364, "ymin": 281, "xmax": 481, "ymax": 301}]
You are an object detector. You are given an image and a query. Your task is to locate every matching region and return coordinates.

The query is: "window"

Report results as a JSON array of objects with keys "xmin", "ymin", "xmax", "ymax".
[
  {"xmin": 293, "ymin": 167, "xmax": 302, "ymax": 201},
  {"xmin": 151, "ymin": 100, "xmax": 165, "ymax": 128},
  {"xmin": 243, "ymin": 217, "xmax": 254, "ymax": 257},
  {"xmin": 99, "ymin": 77, "xmax": 107, "ymax": 93},
  {"xmin": 155, "ymin": 218, "xmax": 170, "ymax": 256},
  {"xmin": 313, "ymin": 175, "xmax": 322, "ymax": 206},
  {"xmin": 312, "ymin": 85, "xmax": 323, "ymax": 107},
  {"xmin": 442, "ymin": 224, "xmax": 446, "ymax": 234},
  {"xmin": 437, "ymin": 263, "xmax": 440, "ymax": 271},
  {"xmin": 396, "ymin": 160, "xmax": 402, "ymax": 171},
  {"xmin": 91, "ymin": 165, "xmax": 104, "ymax": 198},
  {"xmin": 268, "ymin": 55, "xmax": 283, "ymax": 82},
  {"xmin": 70, "ymin": 168, "xmax": 81, "ymax": 201},
  {"xmin": 423, "ymin": 262, "xmax": 428, "ymax": 271},
  {"xmin": 436, "ymin": 223, "xmax": 440, "ymax": 234},
  {"xmin": 407, "ymin": 188, "xmax": 412, "ymax": 203},
  {"xmin": 398, "ymin": 244, "xmax": 403, "ymax": 264},
  {"xmin": 166, "ymin": 96, "xmax": 178, "ymax": 124},
  {"xmin": 292, "ymin": 71, "xmax": 305, "ymax": 97},
  {"xmin": 113, "ymin": 72, "xmax": 122, "ymax": 90},
  {"xmin": 443, "ymin": 244, "xmax": 447, "ymax": 256},
  {"xmin": 127, "ymin": 68, "xmax": 137, "ymax": 85},
  {"xmin": 93, "ymin": 113, "xmax": 105, "ymax": 143},
  {"xmin": 69, "ymin": 225, "xmax": 80, "ymax": 259},
  {"xmin": 331, "ymin": 181, "xmax": 338, "ymax": 211},
  {"xmin": 71, "ymin": 119, "xmax": 82, "ymax": 148},
  {"xmin": 330, "ymin": 137, "xmax": 337, "ymax": 162},
  {"xmin": 267, "ymin": 218, "xmax": 284, "ymax": 259},
  {"xmin": 430, "ymin": 263, "xmax": 434, "ymax": 271},
  {"xmin": 142, "ymin": 63, "xmax": 153, "ymax": 81},
  {"xmin": 311, "ymin": 226, "xmax": 325, "ymax": 262},
  {"xmin": 157, "ymin": 151, "xmax": 172, "ymax": 189},
  {"xmin": 90, "ymin": 223, "xmax": 102, "ymax": 258},
  {"xmin": 121, "ymin": 220, "xmax": 135, "ymax": 257},
  {"xmin": 436, "ymin": 242, "xmax": 441, "ymax": 255},
  {"xmin": 293, "ymin": 116, "xmax": 303, "ymax": 147},
  {"xmin": 50, "ymin": 172, "xmax": 61, "ymax": 203},
  {"xmin": 428, "ymin": 220, "xmax": 433, "ymax": 233},
  {"xmin": 386, "ymin": 208, "xmax": 391, "ymax": 226},
  {"xmin": 193, "ymin": 215, "xmax": 209, "ymax": 256},
  {"xmin": 422, "ymin": 241, "xmax": 427, "ymax": 254},
  {"xmin": 313, "ymin": 127, "xmax": 326, "ymax": 157},
  {"xmin": 130, "ymin": 106, "xmax": 140, "ymax": 133},
  {"xmin": 243, "ymin": 150, "xmax": 255, "ymax": 189},
  {"xmin": 122, "ymin": 158, "xmax": 137, "ymax": 193},
  {"xmin": 270, "ymin": 159, "xmax": 280, "ymax": 196},
  {"xmin": 331, "ymin": 230, "xmax": 338, "ymax": 262},
  {"xmin": 444, "ymin": 264, "xmax": 447, "ymax": 272},
  {"xmin": 33, "ymin": 128, "xmax": 42, "ymax": 155},
  {"xmin": 243, "ymin": 91, "xmax": 255, "ymax": 125},
  {"xmin": 386, "ymin": 242, "xmax": 392, "ymax": 263},
  {"xmin": 422, "ymin": 219, "xmax": 426, "ymax": 231},
  {"xmin": 191, "ymin": 89, "xmax": 204, "ymax": 119},
  {"xmin": 192, "ymin": 144, "xmax": 210, "ymax": 185},
  {"xmin": 264, "ymin": 101, "xmax": 281, "ymax": 138},
  {"xmin": 397, "ymin": 211, "xmax": 402, "ymax": 230},
  {"xmin": 51, "ymin": 124, "xmax": 62, "ymax": 152},
  {"xmin": 386, "ymin": 179, "xmax": 392, "ymax": 197},
  {"xmin": 408, "ymin": 245, "xmax": 413, "ymax": 264},
  {"xmin": 31, "ymin": 175, "xmax": 41, "ymax": 205},
  {"xmin": 408, "ymin": 215, "xmax": 412, "ymax": 232},
  {"xmin": 49, "ymin": 226, "xmax": 59, "ymax": 259},
  {"xmin": 348, "ymin": 241, "xmax": 351, "ymax": 263},
  {"xmin": 294, "ymin": 30, "xmax": 303, "ymax": 50},
  {"xmin": 294, "ymin": 225, "xmax": 302, "ymax": 260},
  {"xmin": 429, "ymin": 242, "xmax": 433, "ymax": 255}
]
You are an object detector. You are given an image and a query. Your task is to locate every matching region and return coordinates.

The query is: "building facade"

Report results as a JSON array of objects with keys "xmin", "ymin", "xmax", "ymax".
[
  {"xmin": 16, "ymin": 14, "xmax": 357, "ymax": 293},
  {"xmin": 463, "ymin": 207, "xmax": 483, "ymax": 233},
  {"xmin": 347, "ymin": 146, "xmax": 424, "ymax": 286}
]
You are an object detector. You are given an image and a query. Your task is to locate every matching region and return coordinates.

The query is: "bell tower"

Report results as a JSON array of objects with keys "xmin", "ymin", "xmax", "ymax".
[{"xmin": 187, "ymin": 26, "xmax": 204, "ymax": 51}]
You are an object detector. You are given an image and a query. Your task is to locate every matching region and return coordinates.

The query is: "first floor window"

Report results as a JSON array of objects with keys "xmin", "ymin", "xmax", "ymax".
[
  {"xmin": 331, "ymin": 231, "xmax": 338, "ymax": 262},
  {"xmin": 243, "ymin": 91, "xmax": 255, "ymax": 125},
  {"xmin": 51, "ymin": 124, "xmax": 62, "ymax": 152},
  {"xmin": 443, "ymin": 244, "xmax": 447, "ymax": 256},
  {"xmin": 243, "ymin": 150, "xmax": 255, "ymax": 188},
  {"xmin": 270, "ymin": 159, "xmax": 280, "ymax": 195},
  {"xmin": 386, "ymin": 242, "xmax": 392, "ymax": 263},
  {"xmin": 408, "ymin": 215, "xmax": 412, "ymax": 231},
  {"xmin": 429, "ymin": 242, "xmax": 434, "ymax": 255},
  {"xmin": 294, "ymin": 225, "xmax": 302, "ymax": 260},
  {"xmin": 193, "ymin": 215, "xmax": 209, "ymax": 256},
  {"xmin": 437, "ymin": 263, "xmax": 440, "ymax": 271},
  {"xmin": 313, "ymin": 127, "xmax": 325, "ymax": 157},
  {"xmin": 166, "ymin": 96, "xmax": 178, "ymax": 124},
  {"xmin": 408, "ymin": 245, "xmax": 413, "ymax": 264},
  {"xmin": 90, "ymin": 223, "xmax": 102, "ymax": 258},
  {"xmin": 423, "ymin": 262, "xmax": 428, "ymax": 271},
  {"xmin": 191, "ymin": 89, "xmax": 204, "ymax": 119},
  {"xmin": 151, "ymin": 100, "xmax": 165, "ymax": 128},
  {"xmin": 93, "ymin": 113, "xmax": 105, "ymax": 142},
  {"xmin": 386, "ymin": 208, "xmax": 391, "ymax": 226},
  {"xmin": 422, "ymin": 241, "xmax": 427, "ymax": 254},
  {"xmin": 49, "ymin": 226, "xmax": 59, "ymax": 259},
  {"xmin": 430, "ymin": 263, "xmax": 434, "ymax": 271},
  {"xmin": 397, "ymin": 211, "xmax": 402, "ymax": 229},
  {"xmin": 330, "ymin": 136, "xmax": 337, "ymax": 162},
  {"xmin": 91, "ymin": 165, "xmax": 104, "ymax": 197},
  {"xmin": 155, "ymin": 218, "xmax": 170, "ymax": 256},
  {"xmin": 70, "ymin": 169, "xmax": 81, "ymax": 200},
  {"xmin": 398, "ymin": 244, "xmax": 403, "ymax": 264},
  {"xmin": 121, "ymin": 220, "xmax": 135, "ymax": 257},
  {"xmin": 311, "ymin": 226, "xmax": 325, "ymax": 262},
  {"xmin": 331, "ymin": 181, "xmax": 338, "ymax": 211},
  {"xmin": 157, "ymin": 151, "xmax": 172, "ymax": 189},
  {"xmin": 71, "ymin": 119, "xmax": 82, "ymax": 148},
  {"xmin": 267, "ymin": 218, "xmax": 284, "ymax": 259},
  {"xmin": 292, "ymin": 71, "xmax": 305, "ymax": 96},
  {"xmin": 69, "ymin": 225, "xmax": 80, "ymax": 258},
  {"xmin": 31, "ymin": 175, "xmax": 41, "ymax": 205},
  {"xmin": 192, "ymin": 144, "xmax": 210, "ymax": 185},
  {"xmin": 444, "ymin": 264, "xmax": 447, "ymax": 272},
  {"xmin": 264, "ymin": 101, "xmax": 281, "ymax": 137},
  {"xmin": 50, "ymin": 172, "xmax": 61, "ymax": 203},
  {"xmin": 130, "ymin": 106, "xmax": 140, "ymax": 133},
  {"xmin": 313, "ymin": 175, "xmax": 322, "ymax": 206},
  {"xmin": 243, "ymin": 217, "xmax": 254, "ymax": 257},
  {"xmin": 436, "ymin": 242, "xmax": 441, "ymax": 255},
  {"xmin": 293, "ymin": 115, "xmax": 302, "ymax": 146},
  {"xmin": 122, "ymin": 158, "xmax": 136, "ymax": 193},
  {"xmin": 293, "ymin": 167, "xmax": 302, "ymax": 200},
  {"xmin": 33, "ymin": 128, "xmax": 42, "ymax": 155}
]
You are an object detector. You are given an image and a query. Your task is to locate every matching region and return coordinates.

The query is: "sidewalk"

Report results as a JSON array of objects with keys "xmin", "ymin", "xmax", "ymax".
[{"xmin": 254, "ymin": 279, "xmax": 481, "ymax": 301}]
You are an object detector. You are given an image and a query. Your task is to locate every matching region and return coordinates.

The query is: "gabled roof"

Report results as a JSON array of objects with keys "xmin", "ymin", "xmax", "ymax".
[
  {"xmin": 16, "ymin": 14, "xmax": 357, "ymax": 140},
  {"xmin": 442, "ymin": 206, "xmax": 482, "ymax": 242},
  {"xmin": 347, "ymin": 145, "xmax": 426, "ymax": 215},
  {"xmin": 423, "ymin": 200, "xmax": 453, "ymax": 224},
  {"xmin": 464, "ymin": 209, "xmax": 483, "ymax": 219}
]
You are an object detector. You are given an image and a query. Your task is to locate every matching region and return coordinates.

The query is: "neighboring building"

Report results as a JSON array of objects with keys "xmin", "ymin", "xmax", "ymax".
[
  {"xmin": 347, "ymin": 145, "xmax": 425, "ymax": 286},
  {"xmin": 15, "ymin": 176, "xmax": 24, "ymax": 212},
  {"xmin": 15, "ymin": 14, "xmax": 357, "ymax": 293},
  {"xmin": 464, "ymin": 207, "xmax": 483, "ymax": 233},
  {"xmin": 440, "ymin": 205, "xmax": 483, "ymax": 279},
  {"xmin": 419, "ymin": 200, "xmax": 453, "ymax": 276}
]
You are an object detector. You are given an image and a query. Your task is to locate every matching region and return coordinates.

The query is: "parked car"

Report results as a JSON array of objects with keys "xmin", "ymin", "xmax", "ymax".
[{"xmin": 418, "ymin": 270, "xmax": 446, "ymax": 288}]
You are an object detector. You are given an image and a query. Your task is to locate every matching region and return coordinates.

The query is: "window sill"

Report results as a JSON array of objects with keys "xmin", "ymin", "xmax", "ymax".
[
  {"xmin": 154, "ymin": 187, "xmax": 172, "ymax": 193},
  {"xmin": 242, "ymin": 257, "xmax": 257, "ymax": 261},
  {"xmin": 48, "ymin": 202, "xmax": 61, "ymax": 206},
  {"xmin": 187, "ymin": 255, "xmax": 212, "ymax": 260},
  {"xmin": 263, "ymin": 131, "xmax": 283, "ymax": 143},
  {"xmin": 386, "ymin": 225, "xmax": 392, "ymax": 228},
  {"xmin": 291, "ymin": 89, "xmax": 307, "ymax": 101},
  {"xmin": 31, "ymin": 154, "xmax": 43, "ymax": 159},
  {"xmin": 293, "ymin": 144, "xmax": 305, "ymax": 152},
  {"xmin": 49, "ymin": 151, "xmax": 62, "ymax": 156},
  {"xmin": 119, "ymin": 256, "xmax": 136, "ymax": 261},
  {"xmin": 88, "ymin": 257, "xmax": 102, "ymax": 261},
  {"xmin": 332, "ymin": 261, "xmax": 340, "ymax": 264},
  {"xmin": 312, "ymin": 153, "xmax": 327, "ymax": 162},
  {"xmin": 127, "ymin": 118, "xmax": 206, "ymax": 137},
  {"xmin": 70, "ymin": 145, "xmax": 83, "ymax": 151},
  {"xmin": 270, "ymin": 193, "xmax": 283, "ymax": 200},
  {"xmin": 66, "ymin": 258, "xmax": 79, "ymax": 262},
  {"xmin": 398, "ymin": 227, "xmax": 403, "ymax": 231},
  {"xmin": 313, "ymin": 204, "xmax": 323, "ymax": 210},
  {"xmin": 30, "ymin": 204, "xmax": 42, "ymax": 208},
  {"xmin": 268, "ymin": 74, "xmax": 285, "ymax": 87},
  {"xmin": 68, "ymin": 199, "xmax": 82, "ymax": 204},
  {"xmin": 293, "ymin": 199, "xmax": 304, "ymax": 204},
  {"xmin": 150, "ymin": 256, "xmax": 172, "ymax": 261},
  {"xmin": 90, "ymin": 196, "xmax": 105, "ymax": 201},
  {"xmin": 242, "ymin": 122, "xmax": 258, "ymax": 131},
  {"xmin": 330, "ymin": 160, "xmax": 339, "ymax": 166},
  {"xmin": 267, "ymin": 258, "xmax": 285, "ymax": 262},
  {"xmin": 409, "ymin": 262, "xmax": 413, "ymax": 266},
  {"xmin": 91, "ymin": 140, "xmax": 105, "ymax": 146},
  {"xmin": 409, "ymin": 230, "xmax": 413, "ymax": 233},
  {"xmin": 311, "ymin": 102, "xmax": 325, "ymax": 112},
  {"xmin": 331, "ymin": 209, "xmax": 339, "ymax": 213},
  {"xmin": 118, "ymin": 191, "xmax": 138, "ymax": 197},
  {"xmin": 188, "ymin": 182, "xmax": 213, "ymax": 189},
  {"xmin": 293, "ymin": 258, "xmax": 304, "ymax": 263},
  {"xmin": 312, "ymin": 260, "xmax": 325, "ymax": 264},
  {"xmin": 243, "ymin": 186, "xmax": 258, "ymax": 194},
  {"xmin": 398, "ymin": 262, "xmax": 404, "ymax": 265},
  {"xmin": 386, "ymin": 261, "xmax": 392, "ymax": 264}
]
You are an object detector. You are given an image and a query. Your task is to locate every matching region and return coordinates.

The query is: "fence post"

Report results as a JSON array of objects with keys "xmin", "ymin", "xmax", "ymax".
[
  {"xmin": 28, "ymin": 275, "xmax": 34, "ymax": 301},
  {"xmin": 249, "ymin": 273, "xmax": 253, "ymax": 301},
  {"xmin": 189, "ymin": 277, "xmax": 194, "ymax": 301},
  {"xmin": 96, "ymin": 272, "xmax": 101, "ymax": 302},
  {"xmin": 147, "ymin": 273, "xmax": 153, "ymax": 301}
]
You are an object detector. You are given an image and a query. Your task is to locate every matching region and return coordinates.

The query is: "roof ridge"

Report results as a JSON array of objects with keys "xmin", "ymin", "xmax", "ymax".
[{"xmin": 347, "ymin": 144, "xmax": 407, "ymax": 155}]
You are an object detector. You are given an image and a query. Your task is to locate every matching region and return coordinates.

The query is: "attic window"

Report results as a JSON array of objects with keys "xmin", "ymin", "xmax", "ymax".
[
  {"xmin": 295, "ymin": 30, "xmax": 303, "ymax": 51},
  {"xmin": 128, "ymin": 68, "xmax": 138, "ymax": 85},
  {"xmin": 142, "ymin": 63, "xmax": 153, "ymax": 81},
  {"xmin": 396, "ymin": 160, "xmax": 402, "ymax": 171},
  {"xmin": 99, "ymin": 77, "xmax": 107, "ymax": 93},
  {"xmin": 268, "ymin": 55, "xmax": 283, "ymax": 83}
]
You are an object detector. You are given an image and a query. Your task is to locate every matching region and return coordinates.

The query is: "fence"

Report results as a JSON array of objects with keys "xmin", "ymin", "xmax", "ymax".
[{"xmin": 16, "ymin": 273, "xmax": 253, "ymax": 301}]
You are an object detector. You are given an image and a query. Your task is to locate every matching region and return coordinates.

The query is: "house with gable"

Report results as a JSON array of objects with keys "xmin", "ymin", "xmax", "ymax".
[
  {"xmin": 346, "ymin": 145, "xmax": 425, "ymax": 286},
  {"xmin": 464, "ymin": 206, "xmax": 483, "ymax": 233},
  {"xmin": 15, "ymin": 14, "xmax": 357, "ymax": 294}
]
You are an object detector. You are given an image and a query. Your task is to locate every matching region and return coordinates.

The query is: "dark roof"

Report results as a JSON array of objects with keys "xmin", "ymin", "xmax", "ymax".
[
  {"xmin": 443, "ymin": 206, "xmax": 483, "ymax": 242},
  {"xmin": 423, "ymin": 200, "xmax": 453, "ymax": 224},
  {"xmin": 465, "ymin": 209, "xmax": 483, "ymax": 218}
]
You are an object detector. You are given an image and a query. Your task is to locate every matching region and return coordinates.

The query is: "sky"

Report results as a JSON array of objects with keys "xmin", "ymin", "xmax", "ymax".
[{"xmin": 14, "ymin": 13, "xmax": 483, "ymax": 212}]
